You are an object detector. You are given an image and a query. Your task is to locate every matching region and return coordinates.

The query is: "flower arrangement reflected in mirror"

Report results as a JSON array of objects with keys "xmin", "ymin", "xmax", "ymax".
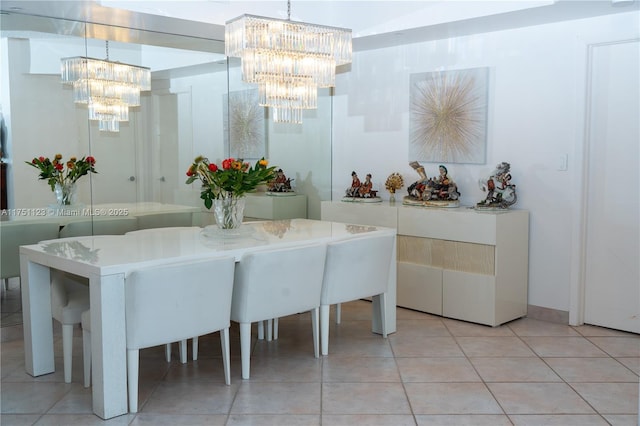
[{"xmin": 26, "ymin": 154, "xmax": 97, "ymax": 206}]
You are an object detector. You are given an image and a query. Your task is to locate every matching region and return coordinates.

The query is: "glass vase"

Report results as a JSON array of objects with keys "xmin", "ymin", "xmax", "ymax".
[
  {"xmin": 212, "ymin": 196, "xmax": 246, "ymax": 230},
  {"xmin": 55, "ymin": 182, "xmax": 78, "ymax": 207}
]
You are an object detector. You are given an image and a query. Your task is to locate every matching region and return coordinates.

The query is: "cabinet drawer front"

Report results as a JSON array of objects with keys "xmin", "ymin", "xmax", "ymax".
[
  {"xmin": 398, "ymin": 236, "xmax": 495, "ymax": 275},
  {"xmin": 398, "ymin": 207, "xmax": 497, "ymax": 244},
  {"xmin": 398, "ymin": 263, "xmax": 442, "ymax": 315},
  {"xmin": 443, "ymin": 270, "xmax": 496, "ymax": 326},
  {"xmin": 442, "ymin": 240, "xmax": 495, "ymax": 275},
  {"xmin": 398, "ymin": 235, "xmax": 445, "ymax": 267}
]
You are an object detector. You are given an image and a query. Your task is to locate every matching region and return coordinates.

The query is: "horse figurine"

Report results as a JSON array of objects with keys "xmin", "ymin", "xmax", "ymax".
[{"xmin": 477, "ymin": 162, "xmax": 517, "ymax": 209}]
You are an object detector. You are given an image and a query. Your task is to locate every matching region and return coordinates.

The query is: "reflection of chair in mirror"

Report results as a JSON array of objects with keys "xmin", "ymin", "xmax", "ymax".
[
  {"xmin": 58, "ymin": 217, "xmax": 138, "ymax": 238},
  {"xmin": 0, "ymin": 221, "xmax": 60, "ymax": 293},
  {"xmin": 135, "ymin": 212, "xmax": 194, "ymax": 230},
  {"xmin": 50, "ymin": 269, "xmax": 90, "ymax": 384},
  {"xmin": 320, "ymin": 234, "xmax": 395, "ymax": 356},
  {"xmin": 231, "ymin": 243, "xmax": 327, "ymax": 379}
]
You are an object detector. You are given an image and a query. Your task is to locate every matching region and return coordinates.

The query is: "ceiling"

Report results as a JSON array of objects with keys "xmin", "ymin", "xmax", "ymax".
[{"xmin": 1, "ymin": 0, "xmax": 638, "ymax": 51}]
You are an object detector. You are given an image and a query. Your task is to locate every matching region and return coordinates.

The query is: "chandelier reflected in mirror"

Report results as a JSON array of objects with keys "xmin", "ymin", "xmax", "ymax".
[
  {"xmin": 60, "ymin": 41, "xmax": 151, "ymax": 133},
  {"xmin": 225, "ymin": 1, "xmax": 352, "ymax": 124}
]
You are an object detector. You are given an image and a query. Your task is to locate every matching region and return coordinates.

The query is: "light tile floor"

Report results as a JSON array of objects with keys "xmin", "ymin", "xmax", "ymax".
[
  {"xmin": 0, "ymin": 278, "xmax": 22, "ymax": 329},
  {"xmin": 1, "ymin": 299, "xmax": 639, "ymax": 425}
]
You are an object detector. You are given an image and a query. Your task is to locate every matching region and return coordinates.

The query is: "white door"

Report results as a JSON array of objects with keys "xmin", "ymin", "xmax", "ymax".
[
  {"xmin": 83, "ymin": 109, "xmax": 140, "ymax": 204},
  {"xmin": 153, "ymin": 92, "xmax": 179, "ymax": 204},
  {"xmin": 583, "ymin": 40, "xmax": 639, "ymax": 333}
]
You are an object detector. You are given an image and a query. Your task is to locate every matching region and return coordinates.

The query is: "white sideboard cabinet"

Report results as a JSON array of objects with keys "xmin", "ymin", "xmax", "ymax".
[
  {"xmin": 321, "ymin": 201, "xmax": 529, "ymax": 326},
  {"xmin": 244, "ymin": 193, "xmax": 307, "ymax": 220}
]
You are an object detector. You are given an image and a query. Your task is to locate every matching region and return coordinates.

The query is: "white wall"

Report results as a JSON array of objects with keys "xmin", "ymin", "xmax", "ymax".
[{"xmin": 331, "ymin": 11, "xmax": 640, "ymax": 314}]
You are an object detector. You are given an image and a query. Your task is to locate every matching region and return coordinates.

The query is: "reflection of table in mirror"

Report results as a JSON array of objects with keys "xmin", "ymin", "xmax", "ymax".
[
  {"xmin": 20, "ymin": 219, "xmax": 396, "ymax": 419},
  {"xmin": 1, "ymin": 202, "xmax": 200, "ymax": 226},
  {"xmin": 244, "ymin": 193, "xmax": 307, "ymax": 220}
]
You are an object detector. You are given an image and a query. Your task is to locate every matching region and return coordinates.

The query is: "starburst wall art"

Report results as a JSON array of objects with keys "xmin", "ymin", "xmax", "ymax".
[
  {"xmin": 224, "ymin": 89, "xmax": 266, "ymax": 159},
  {"xmin": 409, "ymin": 67, "xmax": 488, "ymax": 164}
]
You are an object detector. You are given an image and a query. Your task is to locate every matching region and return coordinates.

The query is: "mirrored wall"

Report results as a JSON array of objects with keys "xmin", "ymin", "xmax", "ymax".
[
  {"xmin": 1, "ymin": 11, "xmax": 332, "ymax": 215},
  {"xmin": 0, "ymin": 10, "xmax": 333, "ymax": 328}
]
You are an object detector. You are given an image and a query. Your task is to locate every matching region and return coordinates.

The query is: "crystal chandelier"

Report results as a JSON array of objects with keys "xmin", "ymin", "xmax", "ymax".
[
  {"xmin": 225, "ymin": 0, "xmax": 352, "ymax": 124},
  {"xmin": 60, "ymin": 41, "xmax": 151, "ymax": 133}
]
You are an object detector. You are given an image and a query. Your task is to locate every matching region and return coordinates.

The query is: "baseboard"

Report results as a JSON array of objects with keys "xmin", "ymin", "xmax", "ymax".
[{"xmin": 526, "ymin": 304, "xmax": 569, "ymax": 325}]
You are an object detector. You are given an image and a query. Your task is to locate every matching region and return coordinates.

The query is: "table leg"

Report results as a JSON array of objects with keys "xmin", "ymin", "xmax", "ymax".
[
  {"xmin": 372, "ymin": 236, "xmax": 397, "ymax": 335},
  {"xmin": 21, "ymin": 257, "xmax": 55, "ymax": 376},
  {"xmin": 90, "ymin": 273, "xmax": 128, "ymax": 419}
]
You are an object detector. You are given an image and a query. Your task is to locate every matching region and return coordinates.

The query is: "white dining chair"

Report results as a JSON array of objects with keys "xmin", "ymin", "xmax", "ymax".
[
  {"xmin": 231, "ymin": 242, "xmax": 327, "ymax": 379},
  {"xmin": 50, "ymin": 269, "xmax": 90, "ymax": 383},
  {"xmin": 124, "ymin": 256, "xmax": 235, "ymax": 412},
  {"xmin": 80, "ymin": 256, "xmax": 236, "ymax": 399},
  {"xmin": 125, "ymin": 226, "xmax": 201, "ymax": 363},
  {"xmin": 0, "ymin": 221, "xmax": 60, "ymax": 293},
  {"xmin": 320, "ymin": 233, "xmax": 395, "ymax": 356}
]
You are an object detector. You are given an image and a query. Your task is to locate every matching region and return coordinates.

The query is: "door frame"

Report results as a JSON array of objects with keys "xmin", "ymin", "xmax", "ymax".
[{"xmin": 570, "ymin": 37, "xmax": 640, "ymax": 327}]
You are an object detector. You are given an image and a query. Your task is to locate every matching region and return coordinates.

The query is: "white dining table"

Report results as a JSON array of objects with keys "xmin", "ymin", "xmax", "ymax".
[{"xmin": 20, "ymin": 218, "xmax": 397, "ymax": 419}]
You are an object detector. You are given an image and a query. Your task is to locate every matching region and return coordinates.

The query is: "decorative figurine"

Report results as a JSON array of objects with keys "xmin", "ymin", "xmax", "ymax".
[
  {"xmin": 476, "ymin": 161, "xmax": 517, "ymax": 209},
  {"xmin": 267, "ymin": 168, "xmax": 295, "ymax": 195},
  {"xmin": 342, "ymin": 171, "xmax": 381, "ymax": 202},
  {"xmin": 358, "ymin": 173, "xmax": 374, "ymax": 197},
  {"xmin": 385, "ymin": 172, "xmax": 404, "ymax": 203},
  {"xmin": 345, "ymin": 171, "xmax": 361, "ymax": 197},
  {"xmin": 404, "ymin": 162, "xmax": 460, "ymax": 207}
]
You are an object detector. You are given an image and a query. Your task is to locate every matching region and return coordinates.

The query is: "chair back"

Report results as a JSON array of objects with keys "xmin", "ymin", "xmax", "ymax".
[
  {"xmin": 125, "ymin": 256, "xmax": 235, "ymax": 350},
  {"xmin": 321, "ymin": 233, "xmax": 395, "ymax": 305},
  {"xmin": 0, "ymin": 221, "xmax": 60, "ymax": 280},
  {"xmin": 59, "ymin": 217, "xmax": 138, "ymax": 238},
  {"xmin": 231, "ymin": 242, "xmax": 327, "ymax": 324},
  {"xmin": 136, "ymin": 212, "xmax": 193, "ymax": 230}
]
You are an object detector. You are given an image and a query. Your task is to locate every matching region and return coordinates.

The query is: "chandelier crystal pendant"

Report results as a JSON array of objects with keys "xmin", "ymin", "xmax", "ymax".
[
  {"xmin": 60, "ymin": 41, "xmax": 151, "ymax": 132},
  {"xmin": 225, "ymin": 1, "xmax": 352, "ymax": 124}
]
